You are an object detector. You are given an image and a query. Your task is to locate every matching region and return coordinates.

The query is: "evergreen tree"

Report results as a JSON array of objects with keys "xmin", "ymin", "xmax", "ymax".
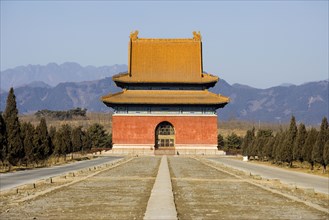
[
  {"xmin": 87, "ymin": 123, "xmax": 111, "ymax": 148},
  {"xmin": 226, "ymin": 132, "xmax": 241, "ymax": 149},
  {"xmin": 257, "ymin": 129, "xmax": 273, "ymax": 160},
  {"xmin": 303, "ymin": 128, "xmax": 318, "ymax": 170},
  {"xmin": 49, "ymin": 126, "xmax": 57, "ymax": 154},
  {"xmin": 0, "ymin": 113, "xmax": 7, "ymax": 163},
  {"xmin": 293, "ymin": 123, "xmax": 307, "ymax": 162},
  {"xmin": 323, "ymin": 141, "xmax": 329, "ymax": 172},
  {"xmin": 249, "ymin": 139, "xmax": 257, "ymax": 158},
  {"xmin": 249, "ymin": 129, "xmax": 272, "ymax": 160},
  {"xmin": 226, "ymin": 132, "xmax": 242, "ymax": 154},
  {"xmin": 53, "ymin": 124, "xmax": 72, "ymax": 158},
  {"xmin": 268, "ymin": 131, "xmax": 281, "ymax": 162},
  {"xmin": 21, "ymin": 122, "xmax": 36, "ymax": 165},
  {"xmin": 3, "ymin": 88, "xmax": 24, "ymax": 165},
  {"xmin": 273, "ymin": 130, "xmax": 286, "ymax": 163},
  {"xmin": 34, "ymin": 118, "xmax": 52, "ymax": 160},
  {"xmin": 72, "ymin": 126, "xmax": 83, "ymax": 152},
  {"xmin": 61, "ymin": 124, "xmax": 73, "ymax": 154},
  {"xmin": 281, "ymin": 116, "xmax": 297, "ymax": 167},
  {"xmin": 257, "ymin": 129, "xmax": 273, "ymax": 138},
  {"xmin": 241, "ymin": 128, "xmax": 255, "ymax": 157},
  {"xmin": 108, "ymin": 133, "xmax": 112, "ymax": 149},
  {"xmin": 312, "ymin": 117, "xmax": 329, "ymax": 172},
  {"xmin": 53, "ymin": 131, "xmax": 63, "ymax": 156},
  {"xmin": 82, "ymin": 131, "xmax": 92, "ymax": 151},
  {"xmin": 264, "ymin": 136, "xmax": 275, "ymax": 160},
  {"xmin": 217, "ymin": 134, "xmax": 225, "ymax": 150}
]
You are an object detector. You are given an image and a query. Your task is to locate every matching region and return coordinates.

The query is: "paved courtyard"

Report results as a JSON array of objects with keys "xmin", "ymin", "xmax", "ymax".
[{"xmin": 0, "ymin": 156, "xmax": 328, "ymax": 219}]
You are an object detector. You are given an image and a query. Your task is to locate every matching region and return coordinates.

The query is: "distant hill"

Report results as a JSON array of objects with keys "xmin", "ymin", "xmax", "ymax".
[
  {"xmin": 0, "ymin": 63, "xmax": 327, "ymax": 125},
  {"xmin": 211, "ymin": 80, "xmax": 328, "ymax": 125},
  {"xmin": 0, "ymin": 62, "xmax": 127, "ymax": 90},
  {"xmin": 0, "ymin": 77, "xmax": 121, "ymax": 113}
]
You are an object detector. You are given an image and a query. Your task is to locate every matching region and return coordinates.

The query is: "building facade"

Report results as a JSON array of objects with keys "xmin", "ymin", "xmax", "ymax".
[{"xmin": 102, "ymin": 31, "xmax": 229, "ymax": 155}]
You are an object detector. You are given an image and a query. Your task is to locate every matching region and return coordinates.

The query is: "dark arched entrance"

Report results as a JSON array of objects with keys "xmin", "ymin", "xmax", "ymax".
[{"xmin": 155, "ymin": 121, "xmax": 175, "ymax": 148}]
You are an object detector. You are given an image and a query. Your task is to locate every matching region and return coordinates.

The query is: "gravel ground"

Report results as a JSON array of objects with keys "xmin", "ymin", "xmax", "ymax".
[
  {"xmin": 0, "ymin": 156, "xmax": 160, "ymax": 220},
  {"xmin": 168, "ymin": 157, "xmax": 329, "ymax": 220}
]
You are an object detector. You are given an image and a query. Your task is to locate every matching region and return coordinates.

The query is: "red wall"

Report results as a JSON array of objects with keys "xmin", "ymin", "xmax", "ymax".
[{"xmin": 112, "ymin": 115, "xmax": 218, "ymax": 145}]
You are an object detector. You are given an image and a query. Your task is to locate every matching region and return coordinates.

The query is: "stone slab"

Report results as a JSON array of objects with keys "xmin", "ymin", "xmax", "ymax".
[{"xmin": 144, "ymin": 155, "xmax": 177, "ymax": 220}]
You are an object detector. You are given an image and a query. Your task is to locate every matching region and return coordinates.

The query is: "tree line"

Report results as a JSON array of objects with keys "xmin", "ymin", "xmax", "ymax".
[
  {"xmin": 35, "ymin": 108, "xmax": 87, "ymax": 120},
  {"xmin": 0, "ymin": 88, "xmax": 112, "ymax": 168},
  {"xmin": 218, "ymin": 116, "xmax": 329, "ymax": 172}
]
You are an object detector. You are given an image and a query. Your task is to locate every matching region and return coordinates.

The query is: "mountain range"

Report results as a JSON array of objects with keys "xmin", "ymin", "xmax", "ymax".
[
  {"xmin": 1, "ymin": 62, "xmax": 127, "ymax": 91},
  {"xmin": 0, "ymin": 63, "xmax": 328, "ymax": 125}
]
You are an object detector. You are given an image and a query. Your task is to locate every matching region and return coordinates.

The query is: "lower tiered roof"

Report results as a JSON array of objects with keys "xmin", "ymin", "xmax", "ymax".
[{"xmin": 101, "ymin": 90, "xmax": 229, "ymax": 108}]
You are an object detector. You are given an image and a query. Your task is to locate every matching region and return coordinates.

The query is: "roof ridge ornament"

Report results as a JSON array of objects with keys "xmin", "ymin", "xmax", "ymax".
[
  {"xmin": 193, "ymin": 31, "xmax": 202, "ymax": 41},
  {"xmin": 130, "ymin": 30, "xmax": 139, "ymax": 40}
]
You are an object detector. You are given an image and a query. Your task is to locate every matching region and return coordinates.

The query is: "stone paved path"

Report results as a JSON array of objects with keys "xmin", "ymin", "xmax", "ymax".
[
  {"xmin": 1, "ymin": 156, "xmax": 328, "ymax": 220},
  {"xmin": 0, "ymin": 157, "xmax": 160, "ymax": 220},
  {"xmin": 168, "ymin": 157, "xmax": 329, "ymax": 220},
  {"xmin": 144, "ymin": 156, "xmax": 177, "ymax": 220}
]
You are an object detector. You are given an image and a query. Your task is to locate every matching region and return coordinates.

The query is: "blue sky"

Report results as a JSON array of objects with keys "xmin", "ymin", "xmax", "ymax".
[{"xmin": 1, "ymin": 1, "xmax": 328, "ymax": 88}]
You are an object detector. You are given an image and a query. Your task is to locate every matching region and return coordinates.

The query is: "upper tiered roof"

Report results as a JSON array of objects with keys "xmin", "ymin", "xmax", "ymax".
[
  {"xmin": 102, "ymin": 31, "xmax": 229, "ymax": 108},
  {"xmin": 113, "ymin": 31, "xmax": 218, "ymax": 87}
]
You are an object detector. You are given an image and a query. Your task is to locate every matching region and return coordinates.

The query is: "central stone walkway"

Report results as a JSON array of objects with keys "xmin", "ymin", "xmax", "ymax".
[{"xmin": 144, "ymin": 156, "xmax": 177, "ymax": 220}]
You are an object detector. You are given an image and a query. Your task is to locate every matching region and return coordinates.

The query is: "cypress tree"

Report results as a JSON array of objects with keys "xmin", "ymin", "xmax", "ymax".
[
  {"xmin": 34, "ymin": 118, "xmax": 51, "ymax": 160},
  {"xmin": 312, "ymin": 117, "xmax": 329, "ymax": 172},
  {"xmin": 281, "ymin": 116, "xmax": 297, "ymax": 167},
  {"xmin": 323, "ymin": 141, "xmax": 329, "ymax": 172},
  {"xmin": 293, "ymin": 123, "xmax": 307, "ymax": 163},
  {"xmin": 217, "ymin": 134, "xmax": 225, "ymax": 150},
  {"xmin": 271, "ymin": 132, "xmax": 280, "ymax": 162},
  {"xmin": 108, "ymin": 133, "xmax": 112, "ymax": 149},
  {"xmin": 61, "ymin": 124, "xmax": 72, "ymax": 154},
  {"xmin": 226, "ymin": 132, "xmax": 242, "ymax": 154},
  {"xmin": 264, "ymin": 136, "xmax": 275, "ymax": 160},
  {"xmin": 303, "ymin": 128, "xmax": 318, "ymax": 170},
  {"xmin": 87, "ymin": 123, "xmax": 110, "ymax": 149},
  {"xmin": 249, "ymin": 139, "xmax": 257, "ymax": 158},
  {"xmin": 49, "ymin": 126, "xmax": 57, "ymax": 154},
  {"xmin": 257, "ymin": 129, "xmax": 273, "ymax": 160},
  {"xmin": 0, "ymin": 113, "xmax": 7, "ymax": 164},
  {"xmin": 241, "ymin": 128, "xmax": 255, "ymax": 157},
  {"xmin": 72, "ymin": 126, "xmax": 83, "ymax": 152},
  {"xmin": 274, "ymin": 130, "xmax": 287, "ymax": 164},
  {"xmin": 3, "ymin": 88, "xmax": 24, "ymax": 166},
  {"xmin": 21, "ymin": 122, "xmax": 36, "ymax": 165},
  {"xmin": 53, "ymin": 131, "xmax": 63, "ymax": 156},
  {"xmin": 53, "ymin": 124, "xmax": 72, "ymax": 159},
  {"xmin": 82, "ymin": 131, "xmax": 92, "ymax": 151}
]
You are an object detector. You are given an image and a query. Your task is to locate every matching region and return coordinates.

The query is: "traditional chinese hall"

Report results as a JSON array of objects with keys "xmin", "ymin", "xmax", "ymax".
[{"xmin": 102, "ymin": 31, "xmax": 229, "ymax": 155}]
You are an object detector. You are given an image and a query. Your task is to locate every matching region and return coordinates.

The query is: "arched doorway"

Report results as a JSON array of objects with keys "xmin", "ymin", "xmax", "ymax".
[{"xmin": 155, "ymin": 121, "xmax": 175, "ymax": 148}]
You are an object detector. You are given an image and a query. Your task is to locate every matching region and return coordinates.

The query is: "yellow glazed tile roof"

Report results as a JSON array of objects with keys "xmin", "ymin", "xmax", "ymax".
[
  {"xmin": 113, "ymin": 72, "xmax": 218, "ymax": 84},
  {"xmin": 114, "ymin": 31, "xmax": 218, "ymax": 85},
  {"xmin": 101, "ymin": 90, "xmax": 230, "ymax": 106}
]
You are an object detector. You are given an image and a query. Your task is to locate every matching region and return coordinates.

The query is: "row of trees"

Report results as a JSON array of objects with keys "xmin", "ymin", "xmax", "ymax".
[
  {"xmin": 217, "ymin": 116, "xmax": 329, "ymax": 171},
  {"xmin": 0, "ymin": 88, "xmax": 112, "ymax": 167},
  {"xmin": 35, "ymin": 108, "xmax": 87, "ymax": 120},
  {"xmin": 238, "ymin": 116, "xmax": 329, "ymax": 171}
]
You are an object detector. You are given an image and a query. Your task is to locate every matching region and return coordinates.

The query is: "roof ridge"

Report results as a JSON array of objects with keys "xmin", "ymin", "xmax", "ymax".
[{"xmin": 135, "ymin": 38, "xmax": 197, "ymax": 42}]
